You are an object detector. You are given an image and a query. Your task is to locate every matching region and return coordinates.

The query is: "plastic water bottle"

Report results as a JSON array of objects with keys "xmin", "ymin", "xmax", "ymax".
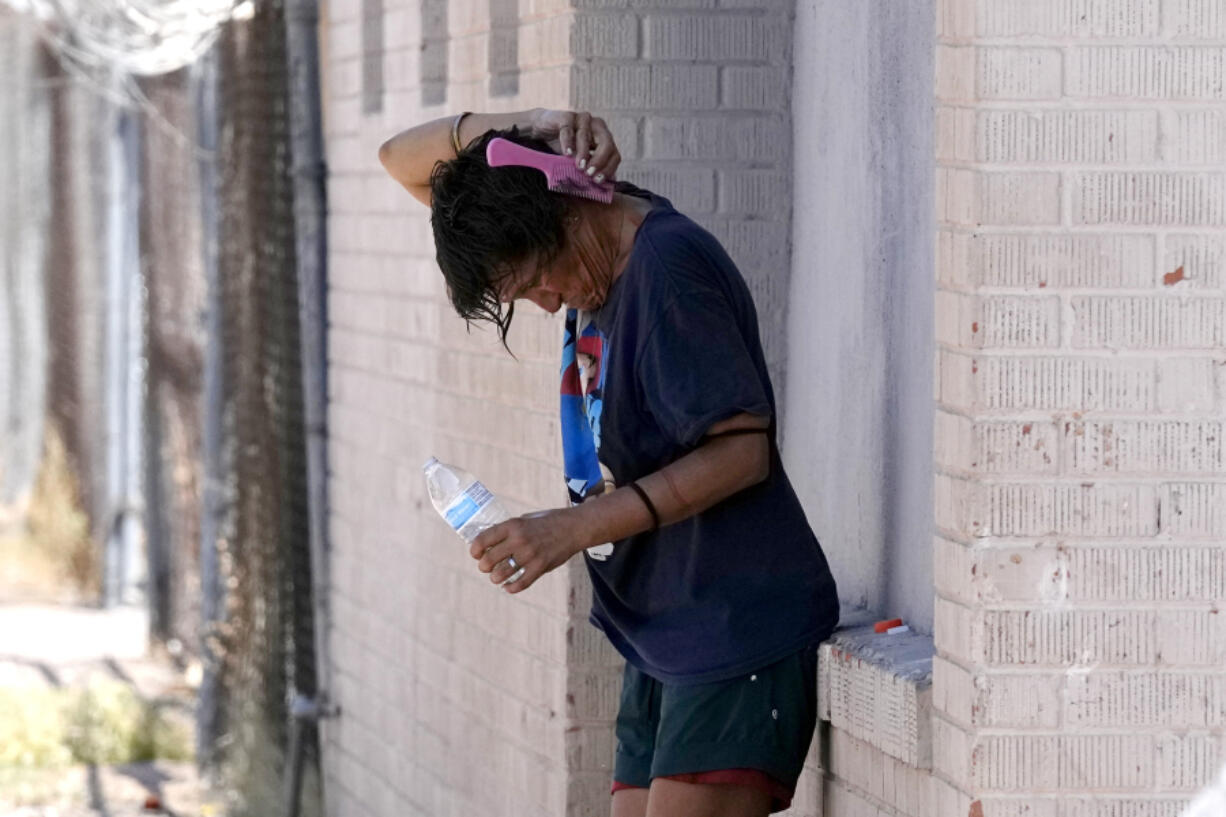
[{"xmin": 422, "ymin": 456, "xmax": 511, "ymax": 543}]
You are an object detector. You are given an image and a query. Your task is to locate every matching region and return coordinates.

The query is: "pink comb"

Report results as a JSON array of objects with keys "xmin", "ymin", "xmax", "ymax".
[{"xmin": 486, "ymin": 137, "xmax": 614, "ymax": 204}]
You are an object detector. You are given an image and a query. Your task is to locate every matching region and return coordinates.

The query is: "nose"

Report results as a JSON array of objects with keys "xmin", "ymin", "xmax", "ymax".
[{"xmin": 526, "ymin": 289, "xmax": 563, "ymax": 314}]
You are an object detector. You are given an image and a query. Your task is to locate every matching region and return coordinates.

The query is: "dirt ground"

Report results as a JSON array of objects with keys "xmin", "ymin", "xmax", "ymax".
[{"xmin": 0, "ymin": 539, "xmax": 224, "ymax": 817}]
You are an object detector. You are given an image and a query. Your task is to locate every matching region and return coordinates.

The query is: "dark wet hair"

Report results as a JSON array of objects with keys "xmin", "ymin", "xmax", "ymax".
[{"xmin": 429, "ymin": 126, "xmax": 573, "ymax": 348}]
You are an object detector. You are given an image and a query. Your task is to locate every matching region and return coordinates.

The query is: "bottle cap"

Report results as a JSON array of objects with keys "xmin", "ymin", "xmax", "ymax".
[{"xmin": 422, "ymin": 456, "xmax": 439, "ymax": 472}]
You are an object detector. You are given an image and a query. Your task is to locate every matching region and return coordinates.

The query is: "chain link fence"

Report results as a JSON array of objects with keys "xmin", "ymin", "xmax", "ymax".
[{"xmin": 202, "ymin": 2, "xmax": 323, "ymax": 813}]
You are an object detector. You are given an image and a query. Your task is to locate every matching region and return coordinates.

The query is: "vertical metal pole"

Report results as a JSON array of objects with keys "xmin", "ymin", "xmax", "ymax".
[
  {"xmin": 285, "ymin": 0, "xmax": 334, "ymax": 813},
  {"xmin": 104, "ymin": 87, "xmax": 147, "ymax": 609},
  {"xmin": 194, "ymin": 46, "xmax": 225, "ymax": 771}
]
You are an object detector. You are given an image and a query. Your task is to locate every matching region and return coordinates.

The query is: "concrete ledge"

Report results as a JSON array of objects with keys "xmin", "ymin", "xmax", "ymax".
[{"xmin": 818, "ymin": 611, "xmax": 935, "ymax": 770}]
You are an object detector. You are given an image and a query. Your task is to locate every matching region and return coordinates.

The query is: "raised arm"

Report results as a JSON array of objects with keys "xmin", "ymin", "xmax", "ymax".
[{"xmin": 378, "ymin": 108, "xmax": 624, "ymax": 207}]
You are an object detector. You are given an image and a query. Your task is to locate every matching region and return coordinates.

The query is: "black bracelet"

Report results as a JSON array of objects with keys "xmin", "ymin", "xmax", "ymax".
[{"xmin": 627, "ymin": 481, "xmax": 661, "ymax": 533}]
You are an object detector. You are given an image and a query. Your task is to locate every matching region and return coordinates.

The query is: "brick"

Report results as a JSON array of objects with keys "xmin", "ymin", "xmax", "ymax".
[
  {"xmin": 934, "ymin": 411, "xmax": 1059, "ymax": 475},
  {"xmin": 1071, "ymin": 295, "xmax": 1226, "ymax": 349},
  {"xmin": 1073, "ymin": 172, "xmax": 1226, "ymax": 227},
  {"xmin": 519, "ymin": 15, "xmax": 572, "ymax": 66},
  {"xmin": 972, "ymin": 734, "xmax": 1155, "ymax": 791},
  {"xmin": 693, "ymin": 217, "xmax": 790, "ymax": 272},
  {"xmin": 1168, "ymin": 110, "xmax": 1226, "ymax": 165},
  {"xmin": 980, "ymin": 799, "xmax": 1060, "ymax": 817},
  {"xmin": 947, "ymin": 44, "xmax": 1066, "ymax": 105},
  {"xmin": 717, "ymin": 169, "xmax": 788, "ymax": 215},
  {"xmin": 570, "ymin": 14, "xmax": 638, "ymax": 59},
  {"xmin": 936, "ymin": 291, "xmax": 1061, "ymax": 349},
  {"xmin": 1064, "ymin": 419, "xmax": 1225, "ymax": 474},
  {"xmin": 977, "ymin": 109, "xmax": 1158, "ymax": 164},
  {"xmin": 644, "ymin": 114, "xmax": 786, "ymax": 161},
  {"xmin": 644, "ymin": 14, "xmax": 776, "ymax": 61},
  {"xmin": 1065, "ymin": 670, "xmax": 1226, "ymax": 728},
  {"xmin": 1066, "ymin": 545, "xmax": 1226, "ymax": 602},
  {"xmin": 937, "ymin": 350, "xmax": 1205, "ymax": 413},
  {"xmin": 990, "ymin": 608, "xmax": 1159, "ymax": 666},
  {"xmin": 1155, "ymin": 609, "xmax": 1226, "ymax": 665},
  {"xmin": 932, "ymin": 713, "xmax": 975, "ymax": 789},
  {"xmin": 936, "ymin": 598, "xmax": 1161, "ymax": 667},
  {"xmin": 1157, "ymin": 357, "xmax": 1219, "ymax": 413},
  {"xmin": 565, "ymin": 668, "xmax": 621, "ymax": 720},
  {"xmin": 978, "ymin": 672, "xmax": 1064, "ymax": 729},
  {"xmin": 1157, "ymin": 733, "xmax": 1223, "ymax": 791},
  {"xmin": 1061, "ymin": 799, "xmax": 1192, "ymax": 817},
  {"xmin": 978, "ymin": 47, "xmax": 1064, "ymax": 99},
  {"xmin": 936, "ymin": 475, "xmax": 1159, "ymax": 539},
  {"xmin": 825, "ymin": 727, "xmax": 935, "ymax": 814},
  {"xmin": 720, "ymin": 65, "xmax": 786, "ymax": 110},
  {"xmin": 935, "ymin": 45, "xmax": 976, "ymax": 101},
  {"xmin": 620, "ymin": 165, "xmax": 716, "ymax": 212},
  {"xmin": 938, "ymin": 169, "xmax": 1062, "ymax": 226},
  {"xmin": 938, "ymin": 231, "xmax": 1156, "ymax": 290},
  {"xmin": 931, "ymin": 654, "xmax": 975, "ymax": 726},
  {"xmin": 819, "ymin": 629, "xmax": 934, "ymax": 768},
  {"xmin": 331, "ymin": 19, "xmax": 362, "ymax": 60},
  {"xmin": 934, "ymin": 656, "xmax": 1065, "ymax": 730},
  {"xmin": 936, "ymin": 105, "xmax": 976, "ymax": 162},
  {"xmin": 571, "ymin": 64, "xmax": 719, "ymax": 110},
  {"xmin": 1068, "ymin": 47, "xmax": 1226, "ymax": 100},
  {"xmin": 978, "ymin": 545, "xmax": 1067, "ymax": 604},
  {"xmin": 974, "ymin": 0, "xmax": 1160, "ymax": 38},
  {"xmin": 934, "ymin": 535, "xmax": 978, "ymax": 606},
  {"xmin": 1163, "ymin": 234, "xmax": 1225, "ymax": 289},
  {"xmin": 328, "ymin": 56, "xmax": 362, "ymax": 100},
  {"xmin": 1168, "ymin": 0, "xmax": 1226, "ymax": 38},
  {"xmin": 564, "ymin": 724, "xmax": 614, "ymax": 771},
  {"xmin": 931, "ymin": 769, "xmax": 975, "ymax": 816},
  {"xmin": 1162, "ymin": 483, "xmax": 1226, "ymax": 538}
]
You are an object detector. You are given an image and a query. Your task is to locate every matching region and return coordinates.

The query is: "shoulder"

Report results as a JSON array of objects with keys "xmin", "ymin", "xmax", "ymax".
[{"xmin": 634, "ymin": 209, "xmax": 739, "ymax": 300}]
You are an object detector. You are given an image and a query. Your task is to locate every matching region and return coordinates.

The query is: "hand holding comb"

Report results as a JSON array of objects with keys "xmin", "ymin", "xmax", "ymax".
[{"xmin": 486, "ymin": 137, "xmax": 615, "ymax": 204}]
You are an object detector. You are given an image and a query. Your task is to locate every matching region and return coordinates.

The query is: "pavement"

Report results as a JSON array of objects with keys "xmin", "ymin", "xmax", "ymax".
[{"xmin": 0, "ymin": 603, "xmax": 216, "ymax": 817}]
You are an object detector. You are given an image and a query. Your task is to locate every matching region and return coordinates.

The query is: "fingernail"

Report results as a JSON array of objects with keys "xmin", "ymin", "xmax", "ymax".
[
  {"xmin": 565, "ymin": 147, "xmax": 573, "ymax": 155},
  {"xmin": 586, "ymin": 166, "xmax": 596, "ymax": 177},
  {"xmin": 594, "ymin": 173, "xmax": 605, "ymax": 183},
  {"xmin": 578, "ymin": 158, "xmax": 587, "ymax": 170}
]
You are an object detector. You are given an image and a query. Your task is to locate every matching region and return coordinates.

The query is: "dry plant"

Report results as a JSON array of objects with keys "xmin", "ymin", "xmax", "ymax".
[{"xmin": 24, "ymin": 424, "xmax": 99, "ymax": 598}]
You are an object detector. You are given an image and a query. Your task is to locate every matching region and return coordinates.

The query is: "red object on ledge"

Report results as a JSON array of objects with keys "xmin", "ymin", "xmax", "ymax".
[{"xmin": 873, "ymin": 618, "xmax": 903, "ymax": 634}]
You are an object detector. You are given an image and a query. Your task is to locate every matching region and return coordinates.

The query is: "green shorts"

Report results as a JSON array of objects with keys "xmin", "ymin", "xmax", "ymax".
[{"xmin": 612, "ymin": 643, "xmax": 820, "ymax": 812}]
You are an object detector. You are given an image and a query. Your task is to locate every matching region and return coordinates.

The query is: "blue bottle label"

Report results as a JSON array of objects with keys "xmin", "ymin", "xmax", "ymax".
[{"xmin": 443, "ymin": 482, "xmax": 492, "ymax": 531}]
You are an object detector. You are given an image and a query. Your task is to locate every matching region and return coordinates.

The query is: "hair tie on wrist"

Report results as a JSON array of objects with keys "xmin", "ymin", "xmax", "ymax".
[
  {"xmin": 451, "ymin": 111, "xmax": 472, "ymax": 156},
  {"xmin": 628, "ymin": 481, "xmax": 660, "ymax": 533}
]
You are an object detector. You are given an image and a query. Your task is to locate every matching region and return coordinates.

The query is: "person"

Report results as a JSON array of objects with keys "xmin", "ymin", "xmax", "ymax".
[{"xmin": 379, "ymin": 108, "xmax": 840, "ymax": 817}]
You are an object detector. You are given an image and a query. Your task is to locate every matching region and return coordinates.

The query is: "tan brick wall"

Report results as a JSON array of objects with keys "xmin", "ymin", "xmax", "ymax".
[
  {"xmin": 322, "ymin": 0, "xmax": 580, "ymax": 814},
  {"xmin": 934, "ymin": 0, "xmax": 1226, "ymax": 814},
  {"xmin": 568, "ymin": 2, "xmax": 799, "ymax": 812},
  {"xmin": 323, "ymin": 0, "xmax": 801, "ymax": 814}
]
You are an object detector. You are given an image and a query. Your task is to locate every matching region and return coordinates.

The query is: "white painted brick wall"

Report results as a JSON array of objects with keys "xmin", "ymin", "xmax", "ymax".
[{"xmin": 935, "ymin": 0, "xmax": 1226, "ymax": 813}]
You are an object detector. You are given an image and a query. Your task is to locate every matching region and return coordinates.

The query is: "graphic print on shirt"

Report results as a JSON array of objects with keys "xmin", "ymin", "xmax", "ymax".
[{"xmin": 561, "ymin": 309, "xmax": 615, "ymax": 560}]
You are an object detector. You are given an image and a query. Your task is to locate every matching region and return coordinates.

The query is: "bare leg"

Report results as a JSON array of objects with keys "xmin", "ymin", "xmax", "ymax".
[
  {"xmin": 646, "ymin": 778, "xmax": 772, "ymax": 817},
  {"xmin": 612, "ymin": 787, "xmax": 649, "ymax": 817}
]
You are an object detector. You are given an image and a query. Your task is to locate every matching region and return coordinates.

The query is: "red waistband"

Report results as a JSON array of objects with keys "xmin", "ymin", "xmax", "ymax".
[{"xmin": 611, "ymin": 769, "xmax": 793, "ymax": 812}]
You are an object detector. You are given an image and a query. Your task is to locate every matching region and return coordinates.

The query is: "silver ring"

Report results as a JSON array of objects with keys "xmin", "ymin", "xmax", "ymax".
[
  {"xmin": 507, "ymin": 556, "xmax": 518, "ymax": 570},
  {"xmin": 505, "ymin": 567, "xmax": 526, "ymax": 585}
]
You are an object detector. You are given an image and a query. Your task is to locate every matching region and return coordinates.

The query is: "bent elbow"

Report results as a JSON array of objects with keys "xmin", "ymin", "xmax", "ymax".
[
  {"xmin": 743, "ymin": 438, "xmax": 771, "ymax": 489},
  {"xmin": 377, "ymin": 139, "xmax": 394, "ymax": 171}
]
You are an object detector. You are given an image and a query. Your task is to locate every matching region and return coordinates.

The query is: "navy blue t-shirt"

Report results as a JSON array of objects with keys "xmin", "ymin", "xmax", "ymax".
[{"xmin": 565, "ymin": 185, "xmax": 840, "ymax": 685}]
